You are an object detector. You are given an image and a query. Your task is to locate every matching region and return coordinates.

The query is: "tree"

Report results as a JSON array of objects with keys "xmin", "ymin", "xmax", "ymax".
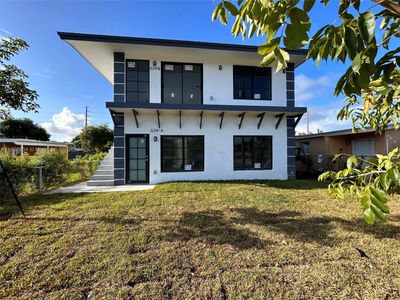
[
  {"xmin": 0, "ymin": 118, "xmax": 50, "ymax": 141},
  {"xmin": 212, "ymin": 0, "xmax": 399, "ymax": 223},
  {"xmin": 79, "ymin": 125, "xmax": 113, "ymax": 153},
  {"xmin": 0, "ymin": 37, "xmax": 39, "ymax": 120},
  {"xmin": 70, "ymin": 133, "xmax": 82, "ymax": 149}
]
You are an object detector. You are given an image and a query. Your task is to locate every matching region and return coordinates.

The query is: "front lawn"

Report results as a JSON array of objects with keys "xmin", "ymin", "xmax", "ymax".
[{"xmin": 1, "ymin": 180, "xmax": 399, "ymax": 299}]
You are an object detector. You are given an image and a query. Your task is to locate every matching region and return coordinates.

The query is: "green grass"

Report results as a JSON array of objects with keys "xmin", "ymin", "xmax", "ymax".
[{"xmin": 0, "ymin": 180, "xmax": 399, "ymax": 299}]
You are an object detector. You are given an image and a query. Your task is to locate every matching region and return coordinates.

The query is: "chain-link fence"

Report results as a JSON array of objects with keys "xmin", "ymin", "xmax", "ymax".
[
  {"xmin": 296, "ymin": 155, "xmax": 348, "ymax": 179},
  {"xmin": 0, "ymin": 160, "xmax": 101, "ymax": 203}
]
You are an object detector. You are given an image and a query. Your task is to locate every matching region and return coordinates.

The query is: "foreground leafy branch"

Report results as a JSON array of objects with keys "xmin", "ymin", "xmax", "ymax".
[
  {"xmin": 212, "ymin": 0, "xmax": 399, "ymax": 223},
  {"xmin": 318, "ymin": 147, "xmax": 400, "ymax": 224}
]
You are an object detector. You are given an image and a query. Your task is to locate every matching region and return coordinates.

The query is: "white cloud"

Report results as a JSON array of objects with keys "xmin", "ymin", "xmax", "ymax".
[
  {"xmin": 295, "ymin": 74, "xmax": 333, "ymax": 104},
  {"xmin": 33, "ymin": 68, "xmax": 55, "ymax": 79},
  {"xmin": 0, "ymin": 28, "xmax": 12, "ymax": 35},
  {"xmin": 296, "ymin": 103, "xmax": 352, "ymax": 135},
  {"xmin": 41, "ymin": 107, "xmax": 86, "ymax": 142}
]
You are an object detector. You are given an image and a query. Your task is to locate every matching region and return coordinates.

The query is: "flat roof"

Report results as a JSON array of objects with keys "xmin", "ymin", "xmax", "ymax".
[
  {"xmin": 296, "ymin": 125, "xmax": 396, "ymax": 139},
  {"xmin": 0, "ymin": 138, "xmax": 69, "ymax": 147},
  {"xmin": 58, "ymin": 32, "xmax": 308, "ymax": 84}
]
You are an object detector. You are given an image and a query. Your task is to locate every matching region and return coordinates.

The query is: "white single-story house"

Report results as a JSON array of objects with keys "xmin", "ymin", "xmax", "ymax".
[{"xmin": 59, "ymin": 32, "xmax": 307, "ymax": 185}]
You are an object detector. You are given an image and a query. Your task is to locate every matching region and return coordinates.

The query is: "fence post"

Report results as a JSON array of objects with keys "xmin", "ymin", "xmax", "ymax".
[{"xmin": 38, "ymin": 166, "xmax": 43, "ymax": 191}]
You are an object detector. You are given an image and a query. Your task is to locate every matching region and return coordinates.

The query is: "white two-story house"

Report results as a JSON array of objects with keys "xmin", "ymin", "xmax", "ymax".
[{"xmin": 59, "ymin": 32, "xmax": 307, "ymax": 185}]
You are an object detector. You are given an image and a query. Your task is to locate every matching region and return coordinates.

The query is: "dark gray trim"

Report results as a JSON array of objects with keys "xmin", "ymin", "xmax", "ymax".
[
  {"xmin": 114, "ymin": 158, "xmax": 125, "ymax": 169},
  {"xmin": 114, "ymin": 136, "xmax": 124, "ymax": 147},
  {"xmin": 114, "ymin": 52, "xmax": 124, "ymax": 62},
  {"xmin": 114, "ymin": 126, "xmax": 124, "ymax": 136},
  {"xmin": 114, "ymin": 83, "xmax": 124, "ymax": 94},
  {"xmin": 58, "ymin": 32, "xmax": 308, "ymax": 59},
  {"xmin": 286, "ymin": 63, "xmax": 295, "ymax": 107},
  {"xmin": 114, "ymin": 52, "xmax": 125, "ymax": 104},
  {"xmin": 106, "ymin": 102, "xmax": 307, "ymax": 114},
  {"xmin": 287, "ymin": 117, "xmax": 296, "ymax": 179},
  {"xmin": 114, "ymin": 94, "xmax": 125, "ymax": 102},
  {"xmin": 113, "ymin": 109, "xmax": 125, "ymax": 185}
]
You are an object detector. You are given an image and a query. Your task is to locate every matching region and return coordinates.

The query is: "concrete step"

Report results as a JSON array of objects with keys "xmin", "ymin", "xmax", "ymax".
[
  {"xmin": 94, "ymin": 169, "xmax": 113, "ymax": 176},
  {"xmin": 90, "ymin": 174, "xmax": 114, "ymax": 180},
  {"xmin": 87, "ymin": 179, "xmax": 114, "ymax": 186}
]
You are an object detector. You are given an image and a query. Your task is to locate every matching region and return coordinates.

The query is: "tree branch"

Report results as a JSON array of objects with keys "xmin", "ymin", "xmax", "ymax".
[{"xmin": 373, "ymin": 0, "xmax": 400, "ymax": 16}]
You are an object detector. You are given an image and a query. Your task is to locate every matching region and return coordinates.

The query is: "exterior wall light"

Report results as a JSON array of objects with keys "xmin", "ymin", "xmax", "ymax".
[
  {"xmin": 283, "ymin": 69, "xmax": 286, "ymax": 73},
  {"xmin": 153, "ymin": 60, "xmax": 157, "ymax": 67},
  {"xmin": 219, "ymin": 65, "xmax": 223, "ymax": 70},
  {"xmin": 153, "ymin": 136, "xmax": 158, "ymax": 142}
]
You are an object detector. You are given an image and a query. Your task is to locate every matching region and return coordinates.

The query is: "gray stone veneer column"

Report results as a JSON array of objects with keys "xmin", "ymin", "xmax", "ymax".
[
  {"xmin": 113, "ymin": 52, "xmax": 125, "ymax": 185},
  {"xmin": 113, "ymin": 113, "xmax": 125, "ymax": 185},
  {"xmin": 114, "ymin": 52, "xmax": 125, "ymax": 102},
  {"xmin": 286, "ymin": 63, "xmax": 296, "ymax": 179}
]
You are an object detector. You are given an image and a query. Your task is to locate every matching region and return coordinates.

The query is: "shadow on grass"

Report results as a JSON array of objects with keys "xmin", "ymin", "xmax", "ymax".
[{"xmin": 162, "ymin": 208, "xmax": 400, "ymax": 249}]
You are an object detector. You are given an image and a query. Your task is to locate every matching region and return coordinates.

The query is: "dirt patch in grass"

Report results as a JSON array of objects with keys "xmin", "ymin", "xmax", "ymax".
[{"xmin": 0, "ymin": 180, "xmax": 399, "ymax": 299}]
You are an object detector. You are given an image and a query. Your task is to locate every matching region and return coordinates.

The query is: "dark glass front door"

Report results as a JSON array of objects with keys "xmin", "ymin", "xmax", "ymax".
[{"xmin": 126, "ymin": 134, "xmax": 149, "ymax": 183}]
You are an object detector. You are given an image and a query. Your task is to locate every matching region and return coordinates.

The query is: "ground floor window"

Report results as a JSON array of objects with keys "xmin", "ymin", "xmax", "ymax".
[
  {"xmin": 161, "ymin": 136, "xmax": 204, "ymax": 172},
  {"xmin": 234, "ymin": 136, "xmax": 272, "ymax": 170}
]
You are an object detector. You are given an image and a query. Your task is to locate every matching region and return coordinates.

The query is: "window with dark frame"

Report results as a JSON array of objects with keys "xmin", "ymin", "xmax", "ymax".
[
  {"xmin": 234, "ymin": 136, "xmax": 272, "ymax": 170},
  {"xmin": 162, "ymin": 62, "xmax": 202, "ymax": 104},
  {"xmin": 126, "ymin": 60, "xmax": 149, "ymax": 103},
  {"xmin": 233, "ymin": 66, "xmax": 272, "ymax": 100},
  {"xmin": 161, "ymin": 136, "xmax": 204, "ymax": 172}
]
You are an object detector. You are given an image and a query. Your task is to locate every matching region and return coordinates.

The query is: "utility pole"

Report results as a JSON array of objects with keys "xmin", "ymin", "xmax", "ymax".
[{"xmin": 85, "ymin": 106, "xmax": 88, "ymax": 129}]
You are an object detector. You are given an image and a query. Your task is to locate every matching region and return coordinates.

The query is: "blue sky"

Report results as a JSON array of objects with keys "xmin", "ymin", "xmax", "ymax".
[{"xmin": 0, "ymin": 0, "xmax": 379, "ymax": 141}]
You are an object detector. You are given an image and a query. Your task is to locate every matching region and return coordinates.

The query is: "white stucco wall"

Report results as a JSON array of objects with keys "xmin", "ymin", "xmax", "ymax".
[{"xmin": 123, "ymin": 110, "xmax": 288, "ymax": 184}]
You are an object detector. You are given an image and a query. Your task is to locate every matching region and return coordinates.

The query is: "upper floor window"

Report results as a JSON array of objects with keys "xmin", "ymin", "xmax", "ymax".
[
  {"xmin": 233, "ymin": 66, "xmax": 271, "ymax": 100},
  {"xmin": 162, "ymin": 62, "xmax": 202, "ymax": 104},
  {"xmin": 126, "ymin": 60, "xmax": 149, "ymax": 103}
]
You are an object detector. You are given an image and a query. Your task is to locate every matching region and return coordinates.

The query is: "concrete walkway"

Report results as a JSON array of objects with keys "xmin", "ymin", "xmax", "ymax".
[{"xmin": 45, "ymin": 182, "xmax": 155, "ymax": 194}]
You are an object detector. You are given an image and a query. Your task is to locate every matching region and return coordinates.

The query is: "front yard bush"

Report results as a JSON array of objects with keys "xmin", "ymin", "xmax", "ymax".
[{"xmin": 0, "ymin": 150, "xmax": 105, "ymax": 200}]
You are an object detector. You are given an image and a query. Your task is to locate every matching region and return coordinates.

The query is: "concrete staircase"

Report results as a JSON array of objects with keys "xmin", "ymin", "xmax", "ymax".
[{"xmin": 87, "ymin": 147, "xmax": 114, "ymax": 186}]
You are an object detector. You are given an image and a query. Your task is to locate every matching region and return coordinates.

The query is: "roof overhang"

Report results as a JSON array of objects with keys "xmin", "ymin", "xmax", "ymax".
[
  {"xmin": 106, "ymin": 102, "xmax": 307, "ymax": 116},
  {"xmin": 58, "ymin": 32, "xmax": 308, "ymax": 84}
]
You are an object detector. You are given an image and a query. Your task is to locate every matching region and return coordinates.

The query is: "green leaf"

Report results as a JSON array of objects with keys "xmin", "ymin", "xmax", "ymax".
[
  {"xmin": 371, "ymin": 196, "xmax": 389, "ymax": 214},
  {"xmin": 219, "ymin": 8, "xmax": 228, "ymax": 25},
  {"xmin": 363, "ymin": 207, "xmax": 375, "ymax": 224},
  {"xmin": 370, "ymin": 187, "xmax": 388, "ymax": 204},
  {"xmin": 388, "ymin": 168, "xmax": 400, "ymax": 183},
  {"xmin": 351, "ymin": 53, "xmax": 362, "ymax": 74},
  {"xmin": 358, "ymin": 12, "xmax": 375, "ymax": 44},
  {"xmin": 258, "ymin": 37, "xmax": 280, "ymax": 55},
  {"xmin": 344, "ymin": 27, "xmax": 358, "ymax": 59},
  {"xmin": 303, "ymin": 0, "xmax": 315, "ymax": 12},
  {"xmin": 223, "ymin": 1, "xmax": 239, "ymax": 16},
  {"xmin": 284, "ymin": 23, "xmax": 308, "ymax": 49},
  {"xmin": 379, "ymin": 172, "xmax": 390, "ymax": 191},
  {"xmin": 371, "ymin": 204, "xmax": 388, "ymax": 222},
  {"xmin": 211, "ymin": 4, "xmax": 222, "ymax": 21},
  {"xmin": 259, "ymin": 51, "xmax": 276, "ymax": 67}
]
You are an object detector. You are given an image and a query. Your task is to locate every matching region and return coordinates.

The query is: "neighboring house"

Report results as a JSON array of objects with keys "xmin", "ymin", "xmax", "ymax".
[
  {"xmin": 59, "ymin": 32, "xmax": 307, "ymax": 185},
  {"xmin": 296, "ymin": 126, "xmax": 400, "ymax": 157},
  {"xmin": 0, "ymin": 138, "xmax": 69, "ymax": 156}
]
